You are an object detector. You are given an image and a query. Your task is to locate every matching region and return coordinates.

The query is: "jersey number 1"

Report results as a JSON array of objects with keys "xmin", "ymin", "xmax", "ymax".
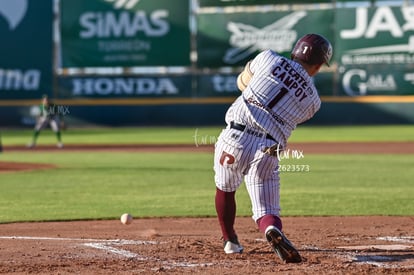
[{"xmin": 268, "ymin": 87, "xmax": 288, "ymax": 109}]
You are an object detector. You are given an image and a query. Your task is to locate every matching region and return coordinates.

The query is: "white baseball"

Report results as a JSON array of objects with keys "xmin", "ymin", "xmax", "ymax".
[{"xmin": 120, "ymin": 213, "xmax": 133, "ymax": 225}]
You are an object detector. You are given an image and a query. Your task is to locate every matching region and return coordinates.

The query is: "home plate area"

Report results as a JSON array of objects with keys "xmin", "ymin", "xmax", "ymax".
[
  {"xmin": 336, "ymin": 237, "xmax": 414, "ymax": 269},
  {"xmin": 0, "ymin": 217, "xmax": 412, "ymax": 274}
]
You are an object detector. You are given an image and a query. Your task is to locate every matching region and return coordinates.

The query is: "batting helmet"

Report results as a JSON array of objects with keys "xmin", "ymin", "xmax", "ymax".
[{"xmin": 291, "ymin": 33, "xmax": 333, "ymax": 67}]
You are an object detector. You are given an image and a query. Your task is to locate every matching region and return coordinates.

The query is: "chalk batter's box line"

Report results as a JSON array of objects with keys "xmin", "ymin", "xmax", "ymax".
[{"xmin": 0, "ymin": 235, "xmax": 214, "ymax": 269}]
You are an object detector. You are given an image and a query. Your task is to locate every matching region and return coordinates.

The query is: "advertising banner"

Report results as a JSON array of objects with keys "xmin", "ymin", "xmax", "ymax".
[
  {"xmin": 197, "ymin": 72, "xmax": 334, "ymax": 97},
  {"xmin": 197, "ymin": 74, "xmax": 239, "ymax": 97},
  {"xmin": 57, "ymin": 75, "xmax": 192, "ymax": 98},
  {"xmin": 60, "ymin": 0, "xmax": 190, "ymax": 68},
  {"xmin": 338, "ymin": 67, "xmax": 414, "ymax": 96},
  {"xmin": 199, "ymin": 0, "xmax": 283, "ymax": 6},
  {"xmin": 336, "ymin": 6, "xmax": 414, "ymax": 95},
  {"xmin": 198, "ymin": 0, "xmax": 336, "ymax": 7},
  {"xmin": 0, "ymin": 0, "xmax": 53, "ymax": 99},
  {"xmin": 196, "ymin": 9, "xmax": 334, "ymax": 67}
]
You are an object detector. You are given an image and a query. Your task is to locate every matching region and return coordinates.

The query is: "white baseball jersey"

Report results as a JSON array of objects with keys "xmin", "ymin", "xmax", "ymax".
[
  {"xmin": 225, "ymin": 49, "xmax": 321, "ymax": 148},
  {"xmin": 215, "ymin": 49, "xmax": 321, "ymax": 222}
]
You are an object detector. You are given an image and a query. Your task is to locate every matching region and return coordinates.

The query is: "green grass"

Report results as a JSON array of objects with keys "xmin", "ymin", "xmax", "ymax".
[
  {"xmin": 0, "ymin": 150, "xmax": 413, "ymax": 223},
  {"xmin": 1, "ymin": 127, "xmax": 222, "ymax": 146},
  {"xmin": 0, "ymin": 152, "xmax": 216, "ymax": 222},
  {"xmin": 0, "ymin": 126, "xmax": 413, "ymax": 223},
  {"xmin": 278, "ymin": 155, "xmax": 414, "ymax": 216},
  {"xmin": 1, "ymin": 124, "xmax": 414, "ymax": 146},
  {"xmin": 289, "ymin": 125, "xmax": 414, "ymax": 142}
]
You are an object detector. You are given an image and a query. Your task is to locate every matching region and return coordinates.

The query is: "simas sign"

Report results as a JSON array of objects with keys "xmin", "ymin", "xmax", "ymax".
[
  {"xmin": 60, "ymin": 0, "xmax": 190, "ymax": 67},
  {"xmin": 0, "ymin": 0, "xmax": 53, "ymax": 99},
  {"xmin": 337, "ymin": 6, "xmax": 414, "ymax": 95},
  {"xmin": 58, "ymin": 75, "xmax": 192, "ymax": 98},
  {"xmin": 79, "ymin": 10, "xmax": 169, "ymax": 39}
]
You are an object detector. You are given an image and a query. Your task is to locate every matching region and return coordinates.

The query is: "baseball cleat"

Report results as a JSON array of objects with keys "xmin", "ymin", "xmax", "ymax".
[
  {"xmin": 57, "ymin": 142, "xmax": 64, "ymax": 148},
  {"xmin": 223, "ymin": 237, "xmax": 243, "ymax": 254},
  {"xmin": 265, "ymin": 225, "xmax": 302, "ymax": 263}
]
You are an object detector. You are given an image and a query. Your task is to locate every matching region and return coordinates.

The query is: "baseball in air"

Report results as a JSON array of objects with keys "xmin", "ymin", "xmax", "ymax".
[{"xmin": 120, "ymin": 213, "xmax": 133, "ymax": 225}]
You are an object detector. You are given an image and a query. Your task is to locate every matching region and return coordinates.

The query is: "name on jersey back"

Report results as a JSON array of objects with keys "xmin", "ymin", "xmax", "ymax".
[{"xmin": 271, "ymin": 58, "xmax": 314, "ymax": 102}]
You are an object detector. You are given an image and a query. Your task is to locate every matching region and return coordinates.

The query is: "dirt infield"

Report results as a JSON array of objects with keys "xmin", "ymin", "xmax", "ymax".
[
  {"xmin": 0, "ymin": 217, "xmax": 413, "ymax": 274},
  {"xmin": 0, "ymin": 142, "xmax": 413, "ymax": 274},
  {"xmin": 0, "ymin": 161, "xmax": 56, "ymax": 173}
]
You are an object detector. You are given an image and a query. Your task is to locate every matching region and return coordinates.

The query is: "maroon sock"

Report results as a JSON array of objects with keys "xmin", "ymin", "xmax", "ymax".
[
  {"xmin": 215, "ymin": 188, "xmax": 237, "ymax": 241},
  {"xmin": 256, "ymin": 214, "xmax": 283, "ymax": 233}
]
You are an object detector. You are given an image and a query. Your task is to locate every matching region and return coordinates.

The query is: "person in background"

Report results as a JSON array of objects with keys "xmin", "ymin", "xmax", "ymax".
[{"xmin": 27, "ymin": 95, "xmax": 63, "ymax": 148}]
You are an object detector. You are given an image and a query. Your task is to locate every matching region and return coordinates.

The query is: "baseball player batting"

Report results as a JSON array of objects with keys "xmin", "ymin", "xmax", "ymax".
[
  {"xmin": 27, "ymin": 95, "xmax": 64, "ymax": 148},
  {"xmin": 214, "ymin": 33, "xmax": 332, "ymax": 263}
]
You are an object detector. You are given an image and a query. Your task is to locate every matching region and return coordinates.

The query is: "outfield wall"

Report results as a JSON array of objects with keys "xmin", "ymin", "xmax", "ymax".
[
  {"xmin": 1, "ymin": 97, "xmax": 414, "ymax": 127},
  {"xmin": 1, "ymin": 1, "xmax": 414, "ymax": 127}
]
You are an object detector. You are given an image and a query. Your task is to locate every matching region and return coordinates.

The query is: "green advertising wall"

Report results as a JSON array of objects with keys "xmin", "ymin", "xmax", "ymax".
[
  {"xmin": 336, "ymin": 6, "xmax": 414, "ymax": 96},
  {"xmin": 196, "ymin": 9, "xmax": 334, "ymax": 67},
  {"xmin": 1, "ymin": 0, "xmax": 414, "ymax": 127},
  {"xmin": 197, "ymin": 0, "xmax": 364, "ymax": 6},
  {"xmin": 60, "ymin": 0, "xmax": 190, "ymax": 67},
  {"xmin": 0, "ymin": 0, "xmax": 53, "ymax": 100},
  {"xmin": 58, "ymin": 75, "xmax": 193, "ymax": 99}
]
